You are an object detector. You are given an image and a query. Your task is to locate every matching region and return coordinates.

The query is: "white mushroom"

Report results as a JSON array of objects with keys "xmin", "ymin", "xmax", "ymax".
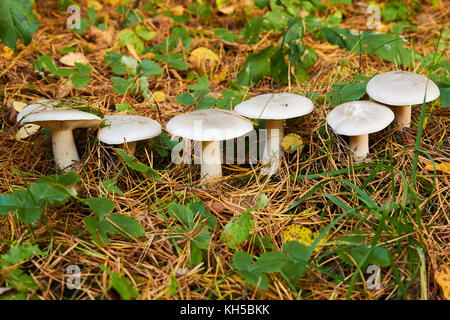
[
  {"xmin": 366, "ymin": 71, "xmax": 440, "ymax": 128},
  {"xmin": 17, "ymin": 100, "xmax": 102, "ymax": 171},
  {"xmin": 98, "ymin": 114, "xmax": 162, "ymax": 156},
  {"xmin": 326, "ymin": 101, "xmax": 395, "ymax": 161},
  {"xmin": 165, "ymin": 109, "xmax": 253, "ymax": 182},
  {"xmin": 234, "ymin": 93, "xmax": 313, "ymax": 164}
]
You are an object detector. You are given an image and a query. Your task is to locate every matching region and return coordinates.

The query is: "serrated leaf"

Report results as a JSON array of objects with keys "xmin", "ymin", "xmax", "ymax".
[
  {"xmin": 107, "ymin": 214, "xmax": 145, "ymax": 239},
  {"xmin": 140, "ymin": 60, "xmax": 163, "ymax": 76},
  {"xmin": 111, "ymin": 273, "xmax": 139, "ymax": 300},
  {"xmin": 0, "ymin": 0, "xmax": 39, "ymax": 50},
  {"xmin": 71, "ymin": 73, "xmax": 91, "ymax": 89},
  {"xmin": 221, "ymin": 213, "xmax": 254, "ymax": 249},
  {"xmin": 250, "ymin": 251, "xmax": 289, "ymax": 273},
  {"xmin": 84, "ymin": 197, "xmax": 115, "ymax": 219},
  {"xmin": 232, "ymin": 251, "xmax": 253, "ymax": 272}
]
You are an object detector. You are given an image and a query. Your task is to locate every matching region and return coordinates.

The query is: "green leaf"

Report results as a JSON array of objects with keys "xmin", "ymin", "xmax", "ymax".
[
  {"xmin": 241, "ymin": 271, "xmax": 269, "ymax": 290},
  {"xmin": 116, "ymin": 149, "xmax": 161, "ymax": 180},
  {"xmin": 236, "ymin": 46, "xmax": 276, "ymax": 87},
  {"xmin": 136, "ymin": 25, "xmax": 156, "ymax": 41},
  {"xmin": 107, "ymin": 214, "xmax": 145, "ymax": 239},
  {"xmin": 111, "ymin": 273, "xmax": 139, "ymax": 300},
  {"xmin": 101, "ymin": 180, "xmax": 124, "ymax": 196},
  {"xmin": 175, "ymin": 93, "xmax": 196, "ymax": 106},
  {"xmin": 84, "ymin": 197, "xmax": 115, "ymax": 219},
  {"xmin": 106, "ymin": 51, "xmax": 127, "ymax": 75},
  {"xmin": 71, "ymin": 73, "xmax": 91, "ymax": 89},
  {"xmin": 120, "ymin": 56, "xmax": 138, "ymax": 76},
  {"xmin": 168, "ymin": 202, "xmax": 194, "ymax": 228},
  {"xmin": 140, "ymin": 60, "xmax": 163, "ymax": 76},
  {"xmin": 111, "ymin": 77, "xmax": 136, "ymax": 95},
  {"xmin": 0, "ymin": 194, "xmax": 21, "ymax": 215},
  {"xmin": 84, "ymin": 216, "xmax": 115, "ymax": 245},
  {"xmin": 324, "ymin": 27, "xmax": 420, "ymax": 66},
  {"xmin": 251, "ymin": 251, "xmax": 289, "ymax": 273},
  {"xmin": 74, "ymin": 63, "xmax": 92, "ymax": 75},
  {"xmin": 232, "ymin": 251, "xmax": 253, "ymax": 272},
  {"xmin": 56, "ymin": 171, "xmax": 80, "ymax": 186},
  {"xmin": 214, "ymin": 28, "xmax": 239, "ymax": 42},
  {"xmin": 0, "ymin": 0, "xmax": 39, "ymax": 50},
  {"xmin": 1, "ymin": 242, "xmax": 45, "ymax": 265},
  {"xmin": 221, "ymin": 212, "xmax": 254, "ymax": 249}
]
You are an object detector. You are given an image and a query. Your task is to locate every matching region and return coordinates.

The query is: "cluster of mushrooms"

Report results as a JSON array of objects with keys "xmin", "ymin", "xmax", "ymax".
[{"xmin": 16, "ymin": 71, "xmax": 440, "ymax": 181}]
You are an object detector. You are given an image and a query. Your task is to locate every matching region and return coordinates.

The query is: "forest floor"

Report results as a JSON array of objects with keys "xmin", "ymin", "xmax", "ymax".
[{"xmin": 0, "ymin": 0, "xmax": 449, "ymax": 300}]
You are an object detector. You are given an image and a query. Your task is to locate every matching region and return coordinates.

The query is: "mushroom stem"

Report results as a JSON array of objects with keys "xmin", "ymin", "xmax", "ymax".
[
  {"xmin": 264, "ymin": 119, "xmax": 284, "ymax": 162},
  {"xmin": 52, "ymin": 129, "xmax": 80, "ymax": 170},
  {"xmin": 119, "ymin": 141, "xmax": 137, "ymax": 156},
  {"xmin": 200, "ymin": 141, "xmax": 222, "ymax": 182},
  {"xmin": 349, "ymin": 134, "xmax": 369, "ymax": 161},
  {"xmin": 394, "ymin": 105, "xmax": 411, "ymax": 128}
]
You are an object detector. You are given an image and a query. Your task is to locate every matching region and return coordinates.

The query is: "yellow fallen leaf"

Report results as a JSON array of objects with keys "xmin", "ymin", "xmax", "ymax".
[
  {"xmin": 0, "ymin": 45, "xmax": 14, "ymax": 58},
  {"xmin": 16, "ymin": 124, "xmax": 41, "ymax": 140},
  {"xmin": 189, "ymin": 47, "xmax": 219, "ymax": 71},
  {"xmin": 87, "ymin": 0, "xmax": 103, "ymax": 11},
  {"xmin": 425, "ymin": 163, "xmax": 450, "ymax": 174},
  {"xmin": 435, "ymin": 265, "xmax": 450, "ymax": 300},
  {"xmin": 282, "ymin": 224, "xmax": 324, "ymax": 252},
  {"xmin": 171, "ymin": 5, "xmax": 184, "ymax": 15},
  {"xmin": 12, "ymin": 101, "xmax": 27, "ymax": 113},
  {"xmin": 281, "ymin": 133, "xmax": 304, "ymax": 153},
  {"xmin": 59, "ymin": 52, "xmax": 89, "ymax": 67},
  {"xmin": 103, "ymin": 0, "xmax": 124, "ymax": 5},
  {"xmin": 152, "ymin": 91, "xmax": 166, "ymax": 102}
]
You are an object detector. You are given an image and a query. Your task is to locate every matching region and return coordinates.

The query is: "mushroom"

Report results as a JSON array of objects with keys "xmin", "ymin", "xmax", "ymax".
[
  {"xmin": 326, "ymin": 101, "xmax": 395, "ymax": 161},
  {"xmin": 98, "ymin": 114, "xmax": 162, "ymax": 156},
  {"xmin": 165, "ymin": 109, "xmax": 253, "ymax": 182},
  {"xmin": 366, "ymin": 71, "xmax": 440, "ymax": 128},
  {"xmin": 17, "ymin": 100, "xmax": 102, "ymax": 171},
  {"xmin": 234, "ymin": 93, "xmax": 313, "ymax": 163}
]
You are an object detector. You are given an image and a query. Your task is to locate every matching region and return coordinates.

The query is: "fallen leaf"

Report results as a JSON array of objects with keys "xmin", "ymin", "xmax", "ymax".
[
  {"xmin": 282, "ymin": 224, "xmax": 324, "ymax": 252},
  {"xmin": 425, "ymin": 163, "xmax": 450, "ymax": 174},
  {"xmin": 171, "ymin": 5, "xmax": 184, "ymax": 15},
  {"xmin": 16, "ymin": 124, "xmax": 41, "ymax": 139},
  {"xmin": 152, "ymin": 91, "xmax": 166, "ymax": 102},
  {"xmin": 189, "ymin": 47, "xmax": 219, "ymax": 71},
  {"xmin": 87, "ymin": 0, "xmax": 103, "ymax": 11},
  {"xmin": 0, "ymin": 45, "xmax": 14, "ymax": 58},
  {"xmin": 60, "ymin": 52, "xmax": 89, "ymax": 67},
  {"xmin": 86, "ymin": 25, "xmax": 115, "ymax": 48},
  {"xmin": 435, "ymin": 265, "xmax": 450, "ymax": 300},
  {"xmin": 281, "ymin": 133, "xmax": 304, "ymax": 154}
]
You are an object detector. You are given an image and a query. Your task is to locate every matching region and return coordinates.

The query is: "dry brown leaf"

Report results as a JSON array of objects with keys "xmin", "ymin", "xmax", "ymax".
[
  {"xmin": 170, "ymin": 5, "xmax": 184, "ymax": 15},
  {"xmin": 60, "ymin": 52, "xmax": 89, "ymax": 67},
  {"xmin": 435, "ymin": 265, "xmax": 450, "ymax": 300}
]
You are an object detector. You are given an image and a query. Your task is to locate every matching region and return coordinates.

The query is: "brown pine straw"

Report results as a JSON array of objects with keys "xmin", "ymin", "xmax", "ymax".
[{"xmin": 0, "ymin": 0, "xmax": 449, "ymax": 300}]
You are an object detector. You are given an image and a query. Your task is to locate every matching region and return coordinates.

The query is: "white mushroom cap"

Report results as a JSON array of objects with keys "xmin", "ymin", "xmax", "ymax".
[
  {"xmin": 18, "ymin": 102, "xmax": 102, "ymax": 130},
  {"xmin": 166, "ymin": 109, "xmax": 253, "ymax": 141},
  {"xmin": 16, "ymin": 100, "xmax": 60, "ymax": 123},
  {"xmin": 326, "ymin": 101, "xmax": 394, "ymax": 136},
  {"xmin": 234, "ymin": 93, "xmax": 314, "ymax": 120},
  {"xmin": 98, "ymin": 114, "xmax": 162, "ymax": 145},
  {"xmin": 366, "ymin": 71, "xmax": 440, "ymax": 106}
]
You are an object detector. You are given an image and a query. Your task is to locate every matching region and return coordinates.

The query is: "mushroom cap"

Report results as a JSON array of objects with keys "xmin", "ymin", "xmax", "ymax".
[
  {"xmin": 366, "ymin": 71, "xmax": 440, "ymax": 106},
  {"xmin": 166, "ymin": 109, "xmax": 253, "ymax": 141},
  {"xmin": 98, "ymin": 114, "xmax": 162, "ymax": 145},
  {"xmin": 326, "ymin": 101, "xmax": 394, "ymax": 136},
  {"xmin": 234, "ymin": 93, "xmax": 314, "ymax": 120},
  {"xmin": 18, "ymin": 100, "xmax": 102, "ymax": 130}
]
